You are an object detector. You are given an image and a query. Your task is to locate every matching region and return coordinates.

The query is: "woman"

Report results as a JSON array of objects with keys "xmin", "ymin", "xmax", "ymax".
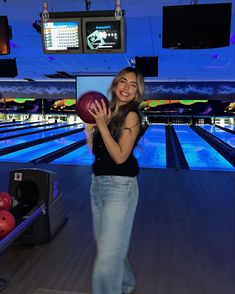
[{"xmin": 85, "ymin": 67, "xmax": 144, "ymax": 294}]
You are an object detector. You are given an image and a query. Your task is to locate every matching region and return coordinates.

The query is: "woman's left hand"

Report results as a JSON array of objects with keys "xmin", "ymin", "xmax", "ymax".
[{"xmin": 88, "ymin": 99, "xmax": 111, "ymax": 127}]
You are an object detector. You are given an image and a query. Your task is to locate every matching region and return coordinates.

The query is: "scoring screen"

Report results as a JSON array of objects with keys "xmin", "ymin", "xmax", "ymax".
[{"xmin": 42, "ymin": 21, "xmax": 80, "ymax": 51}]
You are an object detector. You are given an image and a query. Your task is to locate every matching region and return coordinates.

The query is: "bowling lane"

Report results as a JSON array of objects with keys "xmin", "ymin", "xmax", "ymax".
[
  {"xmin": 2, "ymin": 123, "xmax": 234, "ymax": 171},
  {"xmin": 200, "ymin": 124, "xmax": 235, "ymax": 148},
  {"xmin": 52, "ymin": 144, "xmax": 94, "ymax": 165},
  {"xmin": 0, "ymin": 120, "xmax": 42, "ymax": 125},
  {"xmin": 0, "ymin": 121, "xmax": 31, "ymax": 126},
  {"xmin": 221, "ymin": 124, "xmax": 235, "ymax": 131},
  {"xmin": 0, "ymin": 132, "xmax": 86, "ymax": 163},
  {"xmin": 0, "ymin": 121, "xmax": 45, "ymax": 132},
  {"xmin": 51, "ymin": 124, "xmax": 167, "ymax": 168},
  {"xmin": 0, "ymin": 122, "xmax": 66, "ymax": 139},
  {"xmin": 174, "ymin": 125, "xmax": 235, "ymax": 171},
  {"xmin": 0, "ymin": 124, "xmax": 82, "ymax": 150},
  {"xmin": 134, "ymin": 124, "xmax": 166, "ymax": 168}
]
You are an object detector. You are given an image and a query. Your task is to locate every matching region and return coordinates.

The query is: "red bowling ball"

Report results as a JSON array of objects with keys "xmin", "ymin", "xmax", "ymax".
[
  {"xmin": 0, "ymin": 210, "xmax": 16, "ymax": 239},
  {"xmin": 0, "ymin": 191, "xmax": 13, "ymax": 210},
  {"xmin": 76, "ymin": 91, "xmax": 109, "ymax": 124}
]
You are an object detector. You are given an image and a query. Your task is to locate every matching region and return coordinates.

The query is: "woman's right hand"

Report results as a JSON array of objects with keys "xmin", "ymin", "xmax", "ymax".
[
  {"xmin": 85, "ymin": 123, "xmax": 96, "ymax": 134},
  {"xmin": 88, "ymin": 99, "xmax": 111, "ymax": 129}
]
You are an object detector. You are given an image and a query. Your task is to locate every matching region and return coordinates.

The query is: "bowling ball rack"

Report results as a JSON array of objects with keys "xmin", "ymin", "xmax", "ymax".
[
  {"xmin": 0, "ymin": 205, "xmax": 44, "ymax": 290},
  {"xmin": 0, "ymin": 168, "xmax": 67, "ymax": 290},
  {"xmin": 0, "ymin": 206, "xmax": 44, "ymax": 254}
]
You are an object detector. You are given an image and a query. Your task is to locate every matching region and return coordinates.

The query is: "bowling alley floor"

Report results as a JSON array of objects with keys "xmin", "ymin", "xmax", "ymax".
[
  {"xmin": 26, "ymin": 290, "xmax": 87, "ymax": 294},
  {"xmin": 0, "ymin": 162, "xmax": 234, "ymax": 294}
]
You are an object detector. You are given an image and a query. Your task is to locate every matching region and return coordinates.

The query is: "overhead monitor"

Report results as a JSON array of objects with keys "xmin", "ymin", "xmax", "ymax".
[
  {"xmin": 135, "ymin": 56, "xmax": 158, "ymax": 77},
  {"xmin": 0, "ymin": 16, "xmax": 10, "ymax": 55},
  {"xmin": 41, "ymin": 18, "xmax": 83, "ymax": 53},
  {"xmin": 162, "ymin": 3, "xmax": 232, "ymax": 49},
  {"xmin": 82, "ymin": 16, "xmax": 125, "ymax": 53}
]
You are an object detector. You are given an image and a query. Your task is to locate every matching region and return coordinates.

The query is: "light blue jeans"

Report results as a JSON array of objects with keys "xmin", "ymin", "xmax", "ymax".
[{"xmin": 90, "ymin": 174, "xmax": 139, "ymax": 294}]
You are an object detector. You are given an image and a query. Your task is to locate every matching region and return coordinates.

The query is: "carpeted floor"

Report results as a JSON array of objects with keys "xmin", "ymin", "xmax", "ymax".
[{"xmin": 26, "ymin": 289, "xmax": 88, "ymax": 294}]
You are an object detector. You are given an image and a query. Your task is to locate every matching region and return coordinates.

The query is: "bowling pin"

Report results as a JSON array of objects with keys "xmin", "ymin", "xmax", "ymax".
[
  {"xmin": 42, "ymin": 1, "xmax": 49, "ymax": 23},
  {"xmin": 115, "ymin": 0, "xmax": 123, "ymax": 20}
]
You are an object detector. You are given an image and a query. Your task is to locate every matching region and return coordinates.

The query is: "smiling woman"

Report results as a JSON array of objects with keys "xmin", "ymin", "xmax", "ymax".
[{"xmin": 84, "ymin": 66, "xmax": 145, "ymax": 294}]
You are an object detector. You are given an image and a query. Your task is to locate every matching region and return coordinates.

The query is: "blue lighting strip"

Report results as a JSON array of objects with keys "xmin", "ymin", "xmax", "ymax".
[{"xmin": 0, "ymin": 207, "xmax": 42, "ymax": 255}]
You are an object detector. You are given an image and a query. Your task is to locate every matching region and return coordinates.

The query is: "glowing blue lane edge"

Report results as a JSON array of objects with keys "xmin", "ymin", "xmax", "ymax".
[
  {"xmin": 0, "ymin": 132, "xmax": 86, "ymax": 162},
  {"xmin": 200, "ymin": 125, "xmax": 235, "ymax": 148},
  {"xmin": 134, "ymin": 125, "xmax": 166, "ymax": 168},
  {"xmin": 0, "ymin": 125, "xmax": 81, "ymax": 150},
  {"xmin": 0, "ymin": 123, "xmax": 63, "ymax": 138},
  {"xmin": 52, "ymin": 144, "xmax": 94, "ymax": 165},
  {"xmin": 0, "ymin": 207, "xmax": 42, "ymax": 255},
  {"xmin": 0, "ymin": 122, "xmax": 43, "ymax": 131},
  {"xmin": 174, "ymin": 125, "xmax": 234, "ymax": 171}
]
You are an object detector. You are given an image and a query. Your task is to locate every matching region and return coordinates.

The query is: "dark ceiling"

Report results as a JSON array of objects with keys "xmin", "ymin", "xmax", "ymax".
[{"xmin": 0, "ymin": 0, "xmax": 234, "ymax": 81}]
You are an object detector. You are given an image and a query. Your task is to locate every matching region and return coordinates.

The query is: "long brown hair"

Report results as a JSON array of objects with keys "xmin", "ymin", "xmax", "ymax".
[{"xmin": 108, "ymin": 67, "xmax": 144, "ymax": 141}]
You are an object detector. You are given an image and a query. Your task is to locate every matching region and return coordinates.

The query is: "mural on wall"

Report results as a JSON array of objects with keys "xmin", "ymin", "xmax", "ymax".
[
  {"xmin": 44, "ymin": 99, "xmax": 76, "ymax": 114},
  {"xmin": 0, "ymin": 81, "xmax": 235, "ymax": 101},
  {"xmin": 144, "ymin": 81, "xmax": 235, "ymax": 100},
  {"xmin": 0, "ymin": 81, "xmax": 76, "ymax": 99},
  {"xmin": 0, "ymin": 98, "xmax": 42, "ymax": 114},
  {"xmin": 0, "ymin": 98, "xmax": 76, "ymax": 114}
]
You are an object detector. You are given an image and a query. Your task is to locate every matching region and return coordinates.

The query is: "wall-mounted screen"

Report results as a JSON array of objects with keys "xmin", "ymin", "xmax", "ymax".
[
  {"xmin": 82, "ymin": 16, "xmax": 125, "ymax": 53},
  {"xmin": 76, "ymin": 76, "xmax": 114, "ymax": 100},
  {"xmin": 41, "ymin": 18, "xmax": 83, "ymax": 53},
  {"xmin": 3, "ymin": 98, "xmax": 42, "ymax": 114},
  {"xmin": 0, "ymin": 16, "xmax": 10, "ymax": 55},
  {"xmin": 43, "ymin": 98, "xmax": 77, "ymax": 114},
  {"xmin": 162, "ymin": 3, "xmax": 232, "ymax": 49}
]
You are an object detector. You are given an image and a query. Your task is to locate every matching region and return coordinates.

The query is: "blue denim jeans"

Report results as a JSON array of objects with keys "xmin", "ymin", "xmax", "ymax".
[{"xmin": 90, "ymin": 174, "xmax": 139, "ymax": 294}]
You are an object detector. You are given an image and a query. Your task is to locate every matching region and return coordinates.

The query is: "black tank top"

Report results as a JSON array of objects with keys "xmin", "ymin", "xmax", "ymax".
[{"xmin": 92, "ymin": 110, "xmax": 140, "ymax": 177}]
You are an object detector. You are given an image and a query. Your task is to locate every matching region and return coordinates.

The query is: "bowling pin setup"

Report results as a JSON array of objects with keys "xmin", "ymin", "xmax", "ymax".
[{"xmin": 0, "ymin": 168, "xmax": 67, "ymax": 290}]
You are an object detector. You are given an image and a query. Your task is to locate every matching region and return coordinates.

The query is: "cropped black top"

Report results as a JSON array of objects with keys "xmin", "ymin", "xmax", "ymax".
[{"xmin": 92, "ymin": 108, "xmax": 141, "ymax": 177}]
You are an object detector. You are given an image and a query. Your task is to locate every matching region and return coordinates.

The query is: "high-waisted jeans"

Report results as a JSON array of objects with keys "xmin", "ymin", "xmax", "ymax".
[{"xmin": 90, "ymin": 174, "xmax": 139, "ymax": 294}]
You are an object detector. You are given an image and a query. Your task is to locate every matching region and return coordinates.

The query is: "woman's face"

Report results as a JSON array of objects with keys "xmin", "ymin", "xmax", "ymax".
[{"xmin": 114, "ymin": 72, "xmax": 138, "ymax": 106}]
